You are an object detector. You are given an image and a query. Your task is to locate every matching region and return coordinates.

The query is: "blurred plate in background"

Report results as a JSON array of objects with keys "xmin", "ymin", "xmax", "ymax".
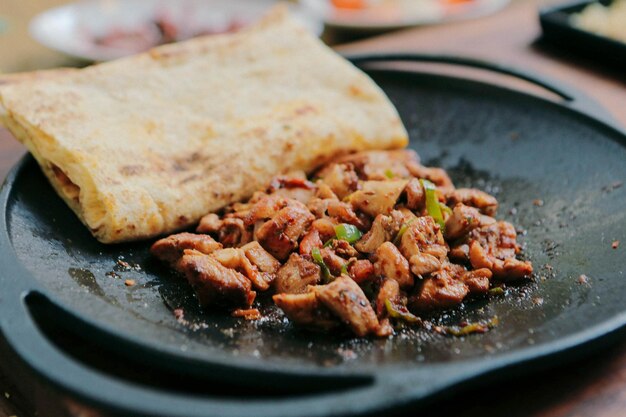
[
  {"xmin": 29, "ymin": 0, "xmax": 323, "ymax": 62},
  {"xmin": 302, "ymin": 0, "xmax": 511, "ymax": 30}
]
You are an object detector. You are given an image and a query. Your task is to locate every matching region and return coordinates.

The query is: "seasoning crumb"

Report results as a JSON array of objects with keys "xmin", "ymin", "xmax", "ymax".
[
  {"xmin": 124, "ymin": 279, "xmax": 136, "ymax": 287},
  {"xmin": 533, "ymin": 199, "xmax": 544, "ymax": 207},
  {"xmin": 232, "ymin": 308, "xmax": 261, "ymax": 320},
  {"xmin": 612, "ymin": 240, "xmax": 620, "ymax": 249},
  {"xmin": 173, "ymin": 308, "xmax": 184, "ymax": 321},
  {"xmin": 532, "ymin": 297, "xmax": 544, "ymax": 306},
  {"xmin": 578, "ymin": 274, "xmax": 590, "ymax": 285}
]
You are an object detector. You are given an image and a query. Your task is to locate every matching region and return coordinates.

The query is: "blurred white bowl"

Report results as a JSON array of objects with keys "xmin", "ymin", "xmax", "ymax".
[{"xmin": 29, "ymin": 0, "xmax": 323, "ymax": 62}]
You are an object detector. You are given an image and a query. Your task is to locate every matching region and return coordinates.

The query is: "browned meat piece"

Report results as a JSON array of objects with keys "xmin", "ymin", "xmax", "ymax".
[
  {"xmin": 313, "ymin": 276, "xmax": 380, "ymax": 337},
  {"xmin": 462, "ymin": 268, "xmax": 492, "ymax": 294},
  {"xmin": 273, "ymin": 292, "xmax": 338, "ymax": 330},
  {"xmin": 404, "ymin": 178, "xmax": 425, "ymax": 210},
  {"xmin": 178, "ymin": 250, "xmax": 255, "ymax": 309},
  {"xmin": 217, "ymin": 217, "xmax": 252, "ymax": 247},
  {"xmin": 354, "ymin": 213, "xmax": 401, "ymax": 253},
  {"xmin": 399, "ymin": 216, "xmax": 448, "ymax": 277},
  {"xmin": 467, "ymin": 221, "xmax": 533, "ymax": 280},
  {"xmin": 196, "ymin": 213, "xmax": 223, "ymax": 234},
  {"xmin": 320, "ymin": 247, "xmax": 348, "ymax": 276},
  {"xmin": 374, "ymin": 242, "xmax": 413, "ymax": 288},
  {"xmin": 409, "ymin": 263, "xmax": 469, "ymax": 311},
  {"xmin": 274, "ymin": 253, "xmax": 321, "ymax": 294},
  {"xmin": 406, "ymin": 163, "xmax": 455, "ymax": 194},
  {"xmin": 267, "ymin": 175, "xmax": 317, "ymax": 204},
  {"xmin": 329, "ymin": 239, "xmax": 359, "ymax": 259},
  {"xmin": 444, "ymin": 203, "xmax": 482, "ymax": 241},
  {"xmin": 326, "ymin": 200, "xmax": 366, "ymax": 229},
  {"xmin": 241, "ymin": 241, "xmax": 280, "ymax": 275},
  {"xmin": 315, "ymin": 182, "xmax": 339, "ymax": 200},
  {"xmin": 447, "ymin": 188, "xmax": 498, "ymax": 216},
  {"xmin": 211, "ymin": 248, "xmax": 272, "ymax": 291},
  {"xmin": 348, "ymin": 260, "xmax": 376, "ymax": 284},
  {"xmin": 151, "ymin": 233, "xmax": 222, "ymax": 266},
  {"xmin": 449, "ymin": 243, "xmax": 470, "ymax": 262},
  {"xmin": 375, "ymin": 278, "xmax": 401, "ymax": 317},
  {"xmin": 348, "ymin": 180, "xmax": 408, "ymax": 217},
  {"xmin": 334, "ymin": 150, "xmax": 419, "ymax": 180},
  {"xmin": 256, "ymin": 203, "xmax": 315, "ymax": 260},
  {"xmin": 299, "ymin": 228, "xmax": 323, "ymax": 256},
  {"xmin": 241, "ymin": 195, "xmax": 291, "ymax": 227},
  {"xmin": 315, "ymin": 162, "xmax": 359, "ymax": 199}
]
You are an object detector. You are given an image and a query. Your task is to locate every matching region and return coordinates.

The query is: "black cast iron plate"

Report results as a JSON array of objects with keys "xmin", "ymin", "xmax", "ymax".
[{"xmin": 1, "ymin": 66, "xmax": 625, "ymax": 417}]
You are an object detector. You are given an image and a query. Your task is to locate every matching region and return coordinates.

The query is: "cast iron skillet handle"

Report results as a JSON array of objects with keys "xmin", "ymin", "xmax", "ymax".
[
  {"xmin": 0, "ymin": 288, "xmax": 446, "ymax": 417},
  {"xmin": 344, "ymin": 52, "xmax": 623, "ymax": 132}
]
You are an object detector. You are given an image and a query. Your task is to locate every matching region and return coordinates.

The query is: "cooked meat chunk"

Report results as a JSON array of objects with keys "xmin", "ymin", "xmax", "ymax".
[
  {"xmin": 326, "ymin": 200, "xmax": 366, "ymax": 229},
  {"xmin": 315, "ymin": 163, "xmax": 358, "ymax": 199},
  {"xmin": 196, "ymin": 213, "xmax": 223, "ymax": 234},
  {"xmin": 299, "ymin": 228, "xmax": 323, "ymax": 256},
  {"xmin": 273, "ymin": 292, "xmax": 338, "ymax": 330},
  {"xmin": 329, "ymin": 239, "xmax": 359, "ymax": 259},
  {"xmin": 399, "ymin": 216, "xmax": 448, "ymax": 276},
  {"xmin": 447, "ymin": 188, "xmax": 498, "ymax": 216},
  {"xmin": 404, "ymin": 178, "xmax": 425, "ymax": 210},
  {"xmin": 334, "ymin": 150, "xmax": 419, "ymax": 180},
  {"xmin": 267, "ymin": 175, "xmax": 317, "ymax": 203},
  {"xmin": 151, "ymin": 233, "xmax": 222, "ymax": 266},
  {"xmin": 348, "ymin": 180, "xmax": 408, "ymax": 217},
  {"xmin": 406, "ymin": 163, "xmax": 455, "ymax": 194},
  {"xmin": 320, "ymin": 247, "xmax": 348, "ymax": 276},
  {"xmin": 274, "ymin": 253, "xmax": 321, "ymax": 294},
  {"xmin": 242, "ymin": 195, "xmax": 291, "ymax": 227},
  {"xmin": 374, "ymin": 242, "xmax": 413, "ymax": 288},
  {"xmin": 348, "ymin": 260, "xmax": 376, "ymax": 284},
  {"xmin": 178, "ymin": 250, "xmax": 255, "ymax": 309},
  {"xmin": 467, "ymin": 221, "xmax": 533, "ymax": 280},
  {"xmin": 217, "ymin": 217, "xmax": 252, "ymax": 247},
  {"xmin": 313, "ymin": 276, "xmax": 380, "ymax": 337},
  {"xmin": 241, "ymin": 241, "xmax": 281, "ymax": 275},
  {"xmin": 375, "ymin": 278, "xmax": 401, "ymax": 317},
  {"xmin": 410, "ymin": 263, "xmax": 469, "ymax": 311},
  {"xmin": 444, "ymin": 203, "xmax": 482, "ymax": 240},
  {"xmin": 462, "ymin": 268, "xmax": 492, "ymax": 294},
  {"xmin": 355, "ymin": 213, "xmax": 401, "ymax": 253},
  {"xmin": 211, "ymin": 248, "xmax": 272, "ymax": 291},
  {"xmin": 256, "ymin": 203, "xmax": 315, "ymax": 260}
]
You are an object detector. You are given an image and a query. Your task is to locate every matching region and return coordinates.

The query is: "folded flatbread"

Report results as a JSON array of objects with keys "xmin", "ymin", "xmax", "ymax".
[{"xmin": 0, "ymin": 7, "xmax": 407, "ymax": 243}]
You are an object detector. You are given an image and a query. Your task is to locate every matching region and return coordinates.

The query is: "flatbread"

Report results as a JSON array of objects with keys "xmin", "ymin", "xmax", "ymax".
[{"xmin": 0, "ymin": 6, "xmax": 408, "ymax": 243}]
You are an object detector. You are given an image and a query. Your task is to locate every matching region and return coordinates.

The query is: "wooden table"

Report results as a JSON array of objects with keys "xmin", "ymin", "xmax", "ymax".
[{"xmin": 1, "ymin": 0, "xmax": 626, "ymax": 416}]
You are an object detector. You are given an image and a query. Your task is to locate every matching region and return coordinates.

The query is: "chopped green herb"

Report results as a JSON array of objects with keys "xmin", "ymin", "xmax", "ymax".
[
  {"xmin": 421, "ymin": 179, "xmax": 446, "ymax": 231},
  {"xmin": 334, "ymin": 223, "xmax": 362, "ymax": 244},
  {"xmin": 384, "ymin": 169, "xmax": 394, "ymax": 179},
  {"xmin": 439, "ymin": 202, "xmax": 452, "ymax": 216},
  {"xmin": 385, "ymin": 299, "xmax": 422, "ymax": 324},
  {"xmin": 323, "ymin": 238, "xmax": 334, "ymax": 247},
  {"xmin": 488, "ymin": 287, "xmax": 505, "ymax": 296},
  {"xmin": 341, "ymin": 264, "xmax": 348, "ymax": 275},
  {"xmin": 311, "ymin": 247, "xmax": 333, "ymax": 283},
  {"xmin": 393, "ymin": 218, "xmax": 416, "ymax": 245},
  {"xmin": 446, "ymin": 316, "xmax": 499, "ymax": 337}
]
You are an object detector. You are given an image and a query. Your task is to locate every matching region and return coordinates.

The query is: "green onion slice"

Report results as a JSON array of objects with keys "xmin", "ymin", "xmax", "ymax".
[
  {"xmin": 393, "ymin": 218, "xmax": 416, "ymax": 245},
  {"xmin": 385, "ymin": 299, "xmax": 422, "ymax": 324},
  {"xmin": 384, "ymin": 169, "xmax": 394, "ymax": 179},
  {"xmin": 420, "ymin": 179, "xmax": 445, "ymax": 231},
  {"xmin": 311, "ymin": 247, "xmax": 333, "ymax": 283},
  {"xmin": 334, "ymin": 223, "xmax": 362, "ymax": 244},
  {"xmin": 446, "ymin": 316, "xmax": 499, "ymax": 337}
]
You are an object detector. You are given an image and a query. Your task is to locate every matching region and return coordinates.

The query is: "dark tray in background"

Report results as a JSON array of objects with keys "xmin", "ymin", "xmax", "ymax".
[{"xmin": 540, "ymin": 0, "xmax": 626, "ymax": 69}]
